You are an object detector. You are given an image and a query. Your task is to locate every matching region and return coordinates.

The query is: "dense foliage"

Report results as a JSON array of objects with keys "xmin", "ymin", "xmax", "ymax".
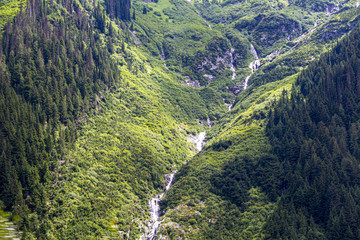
[
  {"xmin": 105, "ymin": 0, "xmax": 131, "ymax": 20},
  {"xmin": 2, "ymin": 0, "xmax": 360, "ymax": 239},
  {"xmin": 0, "ymin": 0, "xmax": 125, "ymax": 237},
  {"xmin": 265, "ymin": 26, "xmax": 360, "ymax": 239}
]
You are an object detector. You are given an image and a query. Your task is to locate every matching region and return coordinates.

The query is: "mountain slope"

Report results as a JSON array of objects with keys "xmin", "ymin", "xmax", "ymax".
[
  {"xmin": 159, "ymin": 11, "xmax": 360, "ymax": 240},
  {"xmin": 1, "ymin": 0, "xmax": 360, "ymax": 239}
]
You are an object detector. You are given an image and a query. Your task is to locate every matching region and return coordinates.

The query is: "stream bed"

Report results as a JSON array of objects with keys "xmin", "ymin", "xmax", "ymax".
[
  {"xmin": 140, "ymin": 131, "xmax": 207, "ymax": 240},
  {"xmin": 140, "ymin": 172, "xmax": 176, "ymax": 240}
]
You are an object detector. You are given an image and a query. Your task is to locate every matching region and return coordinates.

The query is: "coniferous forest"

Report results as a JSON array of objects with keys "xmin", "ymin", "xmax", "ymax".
[
  {"xmin": 265, "ymin": 28, "xmax": 360, "ymax": 239},
  {"xmin": 1, "ymin": 0, "xmax": 360, "ymax": 239}
]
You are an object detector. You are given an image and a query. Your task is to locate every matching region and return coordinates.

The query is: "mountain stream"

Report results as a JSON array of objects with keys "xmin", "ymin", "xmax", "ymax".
[
  {"xmin": 141, "ymin": 129, "xmax": 207, "ymax": 239},
  {"xmin": 144, "ymin": 172, "xmax": 176, "ymax": 240},
  {"xmin": 243, "ymin": 44, "xmax": 260, "ymax": 89}
]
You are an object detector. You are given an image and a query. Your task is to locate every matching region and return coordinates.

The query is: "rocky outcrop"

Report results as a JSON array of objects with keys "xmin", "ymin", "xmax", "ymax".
[{"xmin": 181, "ymin": 76, "xmax": 201, "ymax": 88}]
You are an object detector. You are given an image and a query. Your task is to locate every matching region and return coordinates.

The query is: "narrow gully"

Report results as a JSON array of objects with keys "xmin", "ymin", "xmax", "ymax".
[{"xmin": 142, "ymin": 131, "xmax": 207, "ymax": 239}]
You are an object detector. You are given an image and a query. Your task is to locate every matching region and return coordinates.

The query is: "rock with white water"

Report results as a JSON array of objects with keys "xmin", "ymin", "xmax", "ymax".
[
  {"xmin": 243, "ymin": 44, "xmax": 261, "ymax": 90},
  {"xmin": 250, "ymin": 44, "xmax": 259, "ymax": 59},
  {"xmin": 197, "ymin": 46, "xmax": 238, "ymax": 81},
  {"xmin": 188, "ymin": 132, "xmax": 206, "ymax": 152},
  {"xmin": 243, "ymin": 74, "xmax": 251, "ymax": 90},
  {"xmin": 160, "ymin": 47, "xmax": 168, "ymax": 69},
  {"xmin": 141, "ymin": 171, "xmax": 176, "ymax": 240},
  {"xmin": 203, "ymin": 74, "xmax": 214, "ymax": 87},
  {"xmin": 229, "ymin": 48, "xmax": 237, "ymax": 80},
  {"xmin": 264, "ymin": 48, "xmax": 282, "ymax": 61},
  {"xmin": 181, "ymin": 76, "xmax": 201, "ymax": 88},
  {"xmin": 223, "ymin": 98, "xmax": 233, "ymax": 111},
  {"xmin": 325, "ymin": 4, "xmax": 339, "ymax": 15},
  {"xmin": 206, "ymin": 118, "xmax": 213, "ymax": 128},
  {"xmin": 249, "ymin": 60, "xmax": 261, "ymax": 73}
]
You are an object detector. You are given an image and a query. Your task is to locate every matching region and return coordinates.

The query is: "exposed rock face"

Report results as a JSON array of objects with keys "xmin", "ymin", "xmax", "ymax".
[
  {"xmin": 187, "ymin": 132, "xmax": 206, "ymax": 152},
  {"xmin": 181, "ymin": 76, "xmax": 201, "ymax": 88},
  {"xmin": 202, "ymin": 74, "xmax": 214, "ymax": 86},
  {"xmin": 189, "ymin": 36, "xmax": 244, "ymax": 86},
  {"xmin": 235, "ymin": 13, "xmax": 301, "ymax": 50},
  {"xmin": 325, "ymin": 4, "xmax": 339, "ymax": 15},
  {"xmin": 197, "ymin": 48, "xmax": 237, "ymax": 74}
]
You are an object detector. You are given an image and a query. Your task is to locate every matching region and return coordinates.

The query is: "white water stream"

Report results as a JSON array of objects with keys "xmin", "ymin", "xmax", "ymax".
[
  {"xmin": 223, "ymin": 98, "xmax": 233, "ymax": 111},
  {"xmin": 229, "ymin": 48, "xmax": 236, "ymax": 80},
  {"xmin": 141, "ymin": 128, "xmax": 207, "ymax": 240},
  {"xmin": 243, "ymin": 44, "xmax": 260, "ymax": 90},
  {"xmin": 160, "ymin": 47, "xmax": 168, "ymax": 69},
  {"xmin": 141, "ymin": 171, "xmax": 176, "ymax": 240}
]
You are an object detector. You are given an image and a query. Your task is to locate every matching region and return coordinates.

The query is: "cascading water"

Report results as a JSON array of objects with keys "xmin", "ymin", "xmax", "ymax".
[
  {"xmin": 194, "ymin": 132, "xmax": 206, "ymax": 151},
  {"xmin": 243, "ymin": 44, "xmax": 260, "ymax": 90},
  {"xmin": 141, "ymin": 171, "xmax": 176, "ymax": 240},
  {"xmin": 229, "ymin": 48, "xmax": 236, "ymax": 80},
  {"xmin": 160, "ymin": 47, "xmax": 168, "ymax": 69},
  {"xmin": 250, "ymin": 44, "xmax": 259, "ymax": 59},
  {"xmin": 223, "ymin": 98, "xmax": 233, "ymax": 111}
]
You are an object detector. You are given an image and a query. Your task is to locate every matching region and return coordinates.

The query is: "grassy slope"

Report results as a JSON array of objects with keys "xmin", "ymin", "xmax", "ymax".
[
  {"xmin": 44, "ymin": 47, "xmax": 225, "ymax": 239},
  {"xmin": 192, "ymin": 0, "xmax": 360, "ymax": 89},
  {"xmin": 159, "ymin": 73, "xmax": 297, "ymax": 239},
  {"xmin": 2, "ymin": 0, "xmax": 360, "ymax": 239},
  {"xmin": 47, "ymin": 0, "xmax": 360, "ymax": 238},
  {"xmin": 155, "ymin": 3, "xmax": 360, "ymax": 240},
  {"xmin": 40, "ymin": 1, "xmax": 230, "ymax": 238}
]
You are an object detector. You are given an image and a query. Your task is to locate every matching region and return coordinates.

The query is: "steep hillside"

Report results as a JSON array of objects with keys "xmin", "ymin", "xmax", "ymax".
[
  {"xmin": 1, "ymin": 0, "xmax": 360, "ymax": 239},
  {"xmin": 0, "ymin": 0, "xmax": 226, "ymax": 238},
  {"xmin": 264, "ymin": 28, "xmax": 360, "ymax": 239},
  {"xmin": 157, "ymin": 4, "xmax": 360, "ymax": 240}
]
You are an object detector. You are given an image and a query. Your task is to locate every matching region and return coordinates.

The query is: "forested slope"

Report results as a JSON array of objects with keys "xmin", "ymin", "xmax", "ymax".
[
  {"xmin": 2, "ymin": 0, "xmax": 360, "ymax": 239},
  {"xmin": 159, "ymin": 16, "xmax": 360, "ymax": 240},
  {"xmin": 0, "ymin": 0, "xmax": 225, "ymax": 238},
  {"xmin": 265, "ymin": 27, "xmax": 360, "ymax": 239}
]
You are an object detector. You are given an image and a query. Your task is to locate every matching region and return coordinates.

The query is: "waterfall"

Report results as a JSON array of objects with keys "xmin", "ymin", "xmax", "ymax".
[
  {"xmin": 229, "ymin": 48, "xmax": 236, "ymax": 80},
  {"xmin": 244, "ymin": 44, "xmax": 260, "ymax": 90},
  {"xmin": 160, "ymin": 47, "xmax": 168, "ymax": 69},
  {"xmin": 206, "ymin": 118, "xmax": 213, "ymax": 128},
  {"xmin": 223, "ymin": 98, "xmax": 233, "ymax": 111},
  {"xmin": 250, "ymin": 44, "xmax": 259, "ymax": 59},
  {"xmin": 142, "ymin": 172, "xmax": 176, "ymax": 240},
  {"xmin": 189, "ymin": 132, "xmax": 206, "ymax": 152}
]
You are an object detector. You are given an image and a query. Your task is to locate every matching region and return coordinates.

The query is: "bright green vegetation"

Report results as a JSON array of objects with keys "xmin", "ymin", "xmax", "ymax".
[
  {"xmin": 157, "ymin": 1, "xmax": 360, "ymax": 238},
  {"xmin": 0, "ymin": 0, "xmax": 26, "ymax": 29},
  {"xmin": 45, "ymin": 47, "xmax": 226, "ymax": 238},
  {"xmin": 159, "ymin": 73, "xmax": 296, "ymax": 239},
  {"xmin": 0, "ymin": 0, "xmax": 228, "ymax": 238},
  {"xmin": 192, "ymin": 0, "xmax": 360, "ymax": 89},
  {"xmin": 1, "ymin": 0, "xmax": 360, "ymax": 239},
  {"xmin": 0, "ymin": 210, "xmax": 20, "ymax": 239},
  {"xmin": 249, "ymin": 5, "xmax": 360, "ymax": 87}
]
